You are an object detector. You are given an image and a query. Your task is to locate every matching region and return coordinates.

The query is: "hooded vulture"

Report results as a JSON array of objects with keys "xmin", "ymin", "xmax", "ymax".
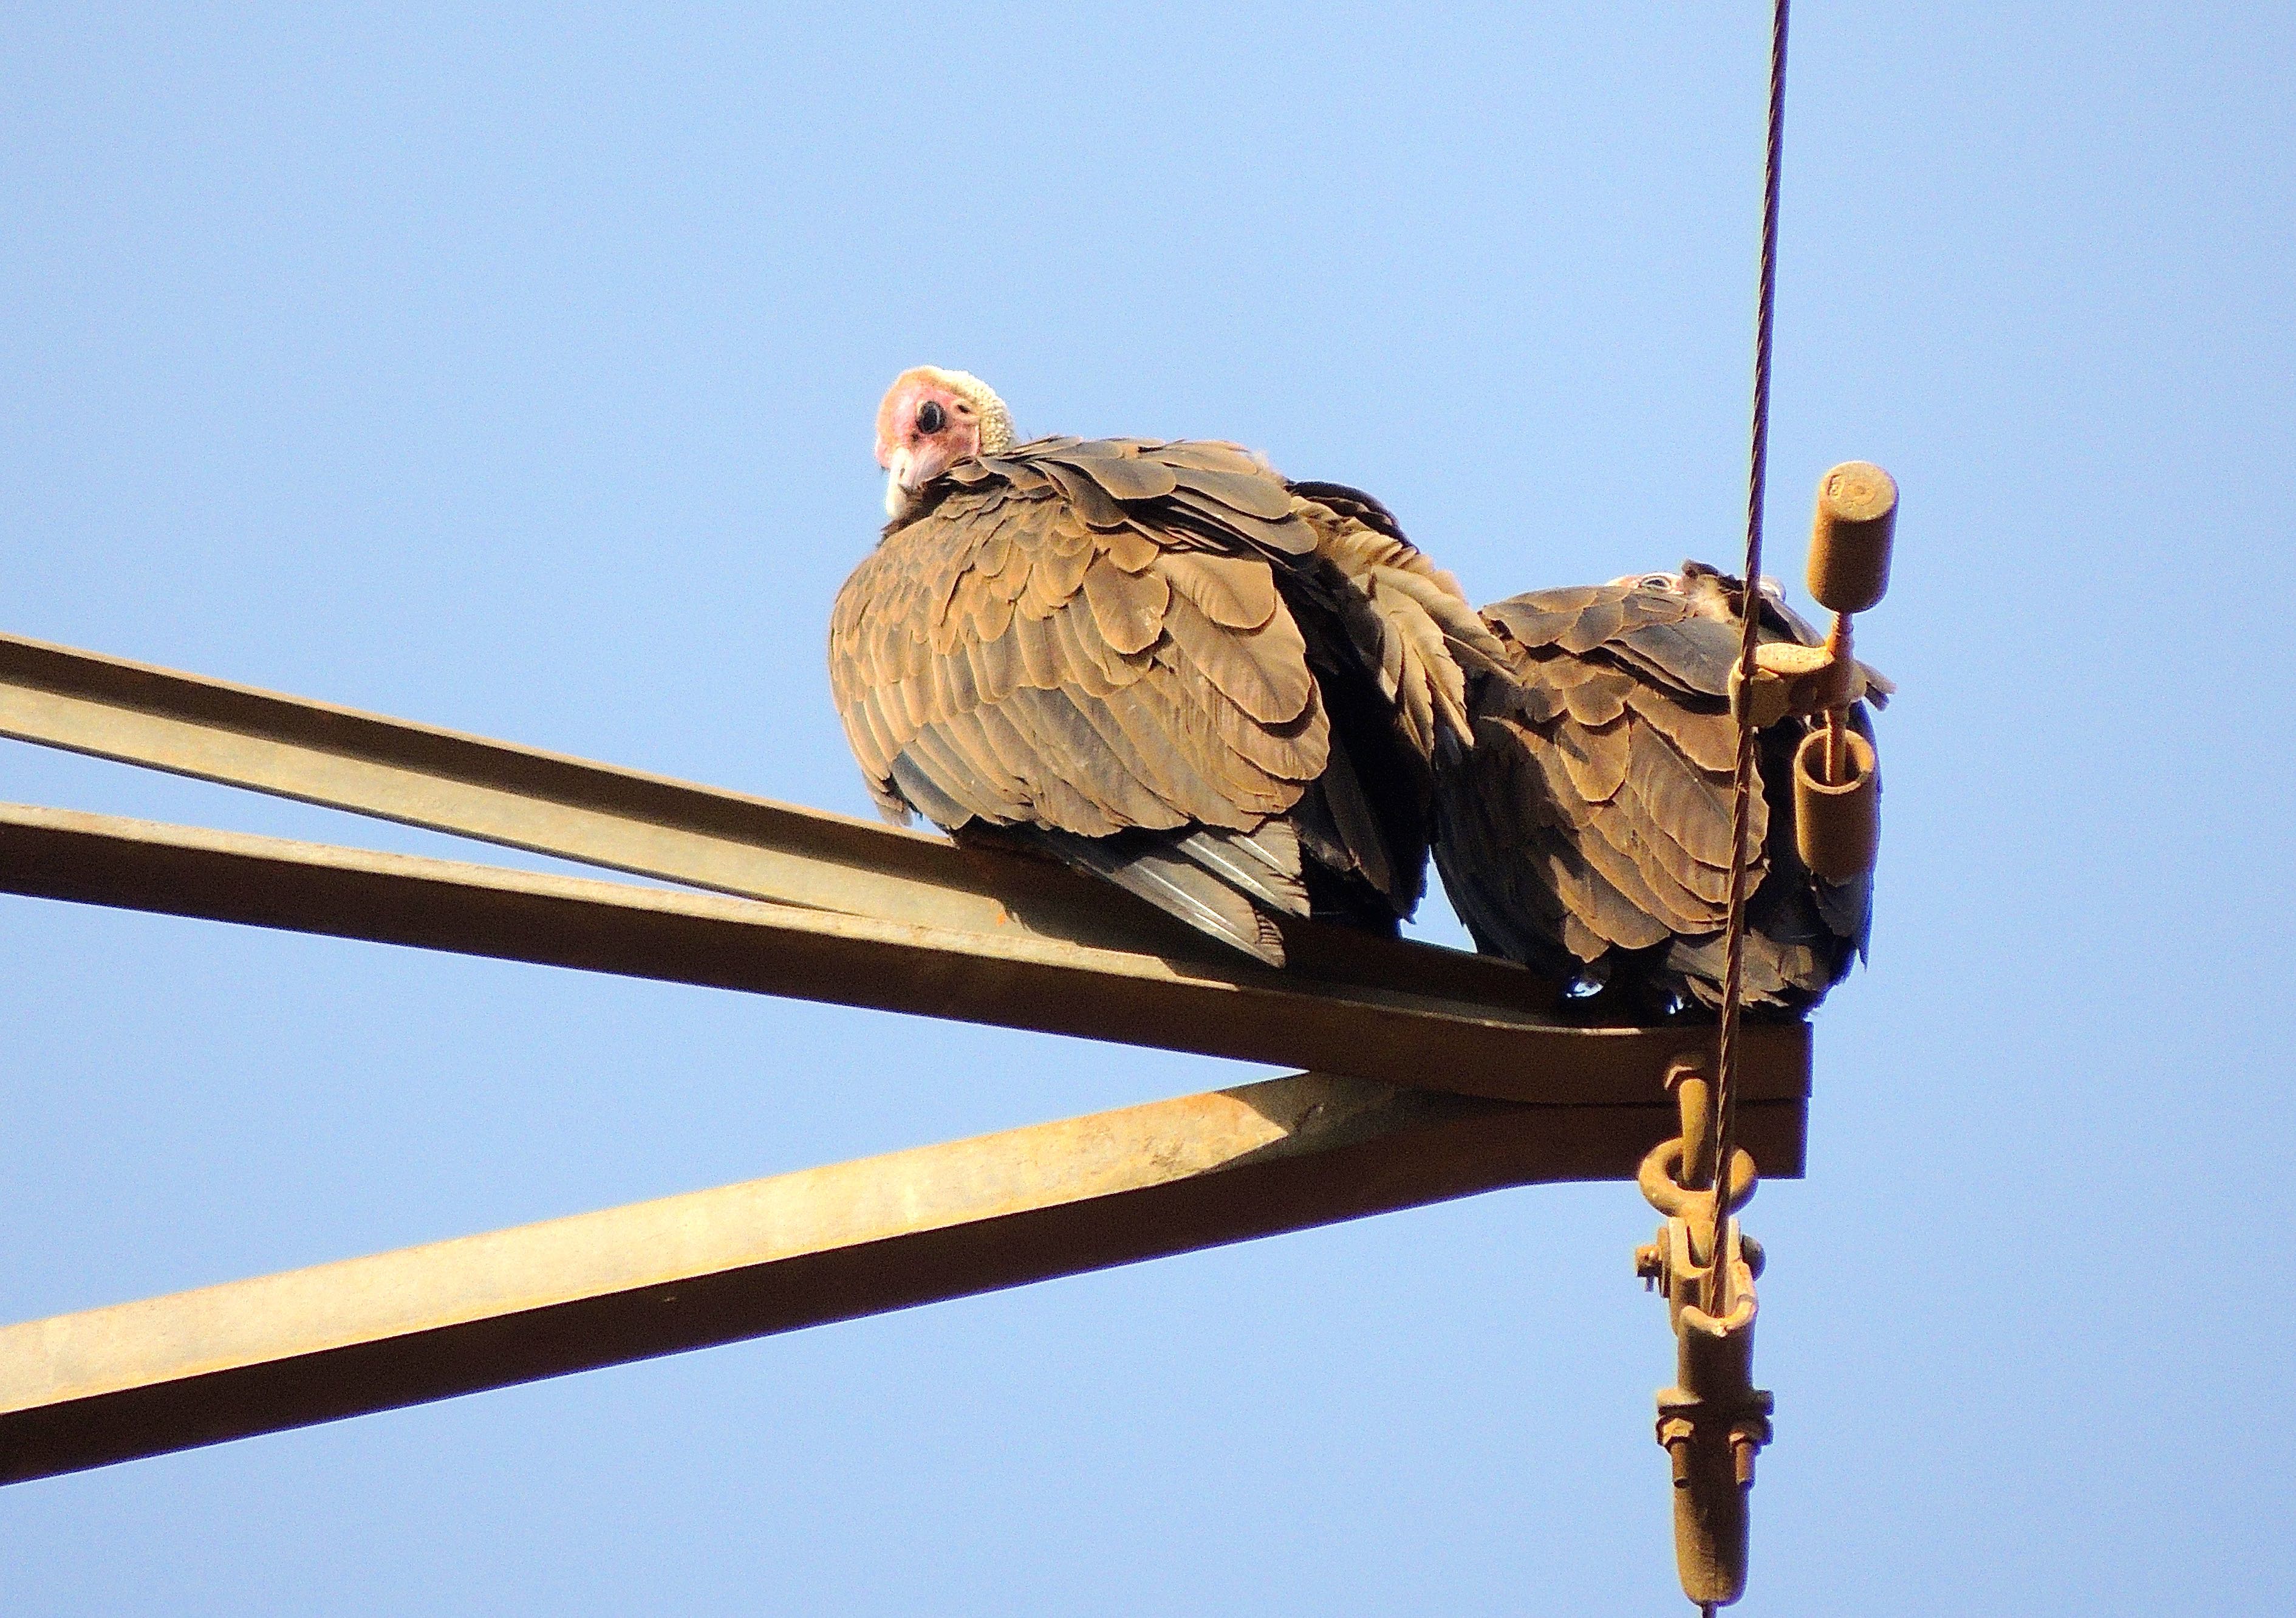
[
  {"xmin": 1432, "ymin": 563, "xmax": 1887, "ymax": 1018},
  {"xmin": 829, "ymin": 366, "xmax": 1506, "ymax": 965}
]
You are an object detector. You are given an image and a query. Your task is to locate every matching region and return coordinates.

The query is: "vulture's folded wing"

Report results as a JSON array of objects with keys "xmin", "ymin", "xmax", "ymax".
[
  {"xmin": 829, "ymin": 438, "xmax": 1338, "ymax": 958},
  {"xmin": 1435, "ymin": 569, "xmax": 1871, "ymax": 1013},
  {"xmin": 832, "ymin": 436, "xmax": 1507, "ymax": 962}
]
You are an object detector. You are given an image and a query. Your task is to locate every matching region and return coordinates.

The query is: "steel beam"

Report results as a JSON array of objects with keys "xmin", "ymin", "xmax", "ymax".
[
  {"xmin": 0, "ymin": 628, "xmax": 1049, "ymax": 928},
  {"xmin": 0, "ymin": 629, "xmax": 1558, "ymax": 1007},
  {"xmin": 0, "ymin": 1068, "xmax": 1805, "ymax": 1486},
  {"xmin": 0, "ymin": 803, "xmax": 1810, "ymax": 1109}
]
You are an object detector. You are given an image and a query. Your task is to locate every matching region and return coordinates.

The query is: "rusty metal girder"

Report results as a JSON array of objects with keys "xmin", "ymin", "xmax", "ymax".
[
  {"xmin": 0, "ymin": 629, "xmax": 1593, "ymax": 1010},
  {"xmin": 0, "ymin": 628, "xmax": 1051, "ymax": 932},
  {"xmin": 0, "ymin": 629, "xmax": 1554, "ymax": 1006},
  {"xmin": 0, "ymin": 626, "xmax": 1816, "ymax": 1490},
  {"xmin": 0, "ymin": 1068, "xmax": 1805, "ymax": 1486},
  {"xmin": 0, "ymin": 801, "xmax": 1812, "ymax": 1111}
]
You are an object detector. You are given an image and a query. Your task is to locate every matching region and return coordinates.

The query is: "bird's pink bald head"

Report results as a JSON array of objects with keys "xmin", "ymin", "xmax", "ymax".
[{"xmin": 874, "ymin": 366, "xmax": 1014, "ymax": 519}]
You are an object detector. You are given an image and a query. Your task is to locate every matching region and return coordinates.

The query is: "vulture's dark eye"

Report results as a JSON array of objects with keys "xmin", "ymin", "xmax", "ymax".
[{"xmin": 916, "ymin": 400, "xmax": 946, "ymax": 434}]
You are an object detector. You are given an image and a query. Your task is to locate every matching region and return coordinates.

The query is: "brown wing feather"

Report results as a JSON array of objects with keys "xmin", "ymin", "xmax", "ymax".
[
  {"xmin": 829, "ymin": 441, "xmax": 1339, "ymax": 939},
  {"xmin": 1433, "ymin": 568, "xmax": 1877, "ymax": 1014},
  {"xmin": 833, "ymin": 434, "xmax": 1506, "ymax": 956},
  {"xmin": 1265, "ymin": 487, "xmax": 1506, "ymax": 922}
]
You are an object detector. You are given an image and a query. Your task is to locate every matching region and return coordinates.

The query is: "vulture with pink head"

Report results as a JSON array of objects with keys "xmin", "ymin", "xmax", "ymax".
[
  {"xmin": 829, "ymin": 366, "xmax": 1506, "ymax": 964},
  {"xmin": 1432, "ymin": 563, "xmax": 1888, "ymax": 1018}
]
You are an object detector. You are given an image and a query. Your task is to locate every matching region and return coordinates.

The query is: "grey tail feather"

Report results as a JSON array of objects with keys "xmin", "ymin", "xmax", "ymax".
[
  {"xmin": 1027, "ymin": 826, "xmax": 1296, "ymax": 966},
  {"xmin": 1169, "ymin": 823, "xmax": 1310, "ymax": 918}
]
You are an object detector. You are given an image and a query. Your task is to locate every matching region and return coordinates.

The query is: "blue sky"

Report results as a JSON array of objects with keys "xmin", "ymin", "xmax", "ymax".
[{"xmin": 4, "ymin": 5, "xmax": 2291, "ymax": 1612}]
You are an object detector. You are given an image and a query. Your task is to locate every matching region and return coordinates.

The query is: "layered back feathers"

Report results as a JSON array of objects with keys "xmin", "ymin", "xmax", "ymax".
[
  {"xmin": 829, "ymin": 434, "xmax": 1497, "ymax": 962},
  {"xmin": 1432, "ymin": 564, "xmax": 1883, "ymax": 1015}
]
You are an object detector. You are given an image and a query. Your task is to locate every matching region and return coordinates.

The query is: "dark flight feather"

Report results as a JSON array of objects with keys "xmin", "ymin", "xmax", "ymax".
[{"xmin": 1433, "ymin": 563, "xmax": 1884, "ymax": 1016}]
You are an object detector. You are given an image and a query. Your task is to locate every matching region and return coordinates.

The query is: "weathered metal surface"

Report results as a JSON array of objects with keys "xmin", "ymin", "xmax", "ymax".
[
  {"xmin": 1634, "ymin": 1064, "xmax": 1774, "ymax": 1608},
  {"xmin": 0, "ymin": 629, "xmax": 1545, "ymax": 1007},
  {"xmin": 1637, "ymin": 1196, "xmax": 1772, "ymax": 1609},
  {"xmin": 0, "ymin": 1068, "xmax": 1805, "ymax": 1486},
  {"xmin": 0, "ymin": 626, "xmax": 1818, "ymax": 1503},
  {"xmin": 1806, "ymin": 460, "xmax": 1897, "ymax": 616},
  {"xmin": 0, "ymin": 628, "xmax": 1042, "ymax": 930},
  {"xmin": 0, "ymin": 802, "xmax": 1812, "ymax": 1109}
]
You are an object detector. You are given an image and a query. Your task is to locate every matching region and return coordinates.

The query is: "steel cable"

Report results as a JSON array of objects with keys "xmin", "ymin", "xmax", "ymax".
[{"xmin": 1707, "ymin": 0, "xmax": 1791, "ymax": 1309}]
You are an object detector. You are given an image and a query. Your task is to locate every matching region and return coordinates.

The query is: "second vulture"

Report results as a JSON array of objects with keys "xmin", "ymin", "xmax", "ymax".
[
  {"xmin": 1432, "ymin": 563, "xmax": 1888, "ymax": 1018},
  {"xmin": 830, "ymin": 366, "xmax": 1506, "ymax": 965}
]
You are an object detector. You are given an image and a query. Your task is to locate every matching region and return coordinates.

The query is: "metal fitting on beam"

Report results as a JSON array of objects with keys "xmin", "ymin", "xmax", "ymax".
[
  {"xmin": 1725, "ymin": 462, "xmax": 1899, "ymax": 884},
  {"xmin": 1638, "ymin": 1139, "xmax": 1772, "ymax": 1609}
]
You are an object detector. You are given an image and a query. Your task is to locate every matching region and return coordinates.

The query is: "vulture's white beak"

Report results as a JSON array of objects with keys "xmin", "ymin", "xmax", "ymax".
[{"xmin": 884, "ymin": 447, "xmax": 918, "ymax": 518}]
